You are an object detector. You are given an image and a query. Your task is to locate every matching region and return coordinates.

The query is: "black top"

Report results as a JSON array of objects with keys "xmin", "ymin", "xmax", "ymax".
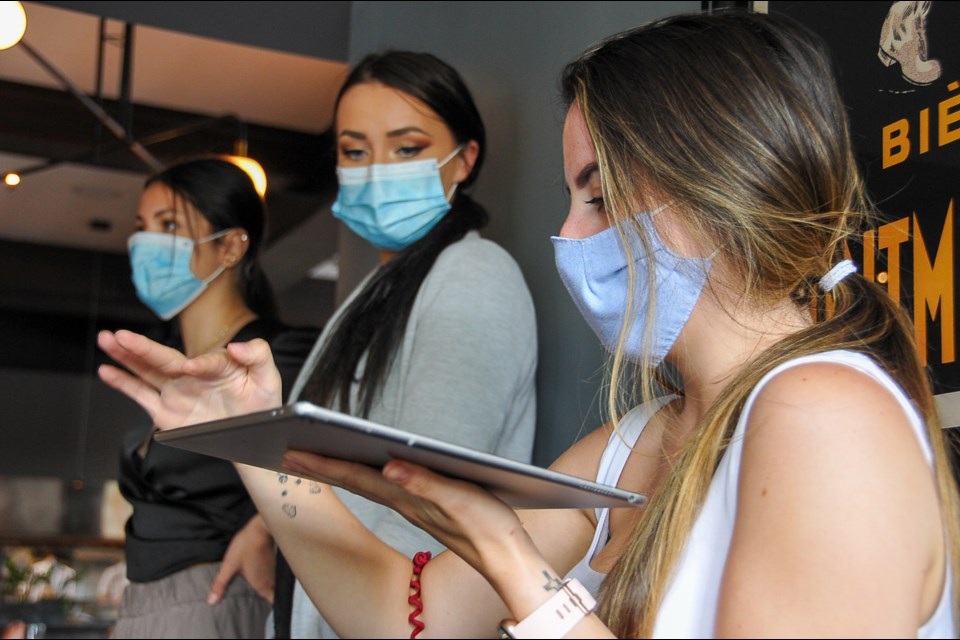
[{"xmin": 118, "ymin": 318, "xmax": 319, "ymax": 583}]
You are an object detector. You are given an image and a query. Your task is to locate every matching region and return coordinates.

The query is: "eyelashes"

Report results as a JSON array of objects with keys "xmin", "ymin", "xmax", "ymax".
[
  {"xmin": 585, "ymin": 196, "xmax": 606, "ymax": 210},
  {"xmin": 339, "ymin": 145, "xmax": 428, "ymax": 161},
  {"xmin": 395, "ymin": 145, "xmax": 426, "ymax": 158}
]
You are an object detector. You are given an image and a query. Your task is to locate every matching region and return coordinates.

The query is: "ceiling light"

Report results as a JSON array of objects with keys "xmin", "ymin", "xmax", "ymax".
[
  {"xmin": 0, "ymin": 2, "xmax": 26, "ymax": 50},
  {"xmin": 225, "ymin": 133, "xmax": 267, "ymax": 197},
  {"xmin": 224, "ymin": 155, "xmax": 267, "ymax": 198},
  {"xmin": 4, "ymin": 172, "xmax": 21, "ymax": 188}
]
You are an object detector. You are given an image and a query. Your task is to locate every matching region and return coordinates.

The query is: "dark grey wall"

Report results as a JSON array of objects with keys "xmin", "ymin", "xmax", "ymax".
[{"xmin": 343, "ymin": 1, "xmax": 699, "ymax": 465}]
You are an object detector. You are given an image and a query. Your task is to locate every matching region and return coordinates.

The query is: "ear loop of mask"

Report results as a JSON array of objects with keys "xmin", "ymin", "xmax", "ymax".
[
  {"xmin": 439, "ymin": 144, "xmax": 465, "ymax": 202},
  {"xmin": 194, "ymin": 228, "xmax": 240, "ymax": 285}
]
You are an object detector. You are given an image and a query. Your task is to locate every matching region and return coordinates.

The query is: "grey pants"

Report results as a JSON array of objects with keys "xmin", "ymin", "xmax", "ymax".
[{"xmin": 112, "ymin": 563, "xmax": 270, "ymax": 639}]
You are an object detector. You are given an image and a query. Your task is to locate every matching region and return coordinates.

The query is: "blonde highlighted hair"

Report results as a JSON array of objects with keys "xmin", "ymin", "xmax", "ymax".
[{"xmin": 560, "ymin": 10, "xmax": 960, "ymax": 637}]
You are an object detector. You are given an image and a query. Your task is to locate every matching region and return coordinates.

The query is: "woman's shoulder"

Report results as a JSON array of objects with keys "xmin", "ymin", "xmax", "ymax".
[
  {"xmin": 434, "ymin": 231, "xmax": 525, "ymax": 279},
  {"xmin": 749, "ymin": 350, "xmax": 913, "ymax": 415},
  {"xmin": 743, "ymin": 350, "xmax": 930, "ymax": 468},
  {"xmin": 272, "ymin": 324, "xmax": 322, "ymax": 356},
  {"xmin": 723, "ymin": 351, "xmax": 945, "ymax": 639},
  {"xmin": 753, "ymin": 355, "xmax": 903, "ymax": 410},
  {"xmin": 426, "ymin": 232, "xmax": 532, "ymax": 304},
  {"xmin": 424, "ymin": 232, "xmax": 534, "ymax": 313},
  {"xmin": 236, "ymin": 318, "xmax": 320, "ymax": 357}
]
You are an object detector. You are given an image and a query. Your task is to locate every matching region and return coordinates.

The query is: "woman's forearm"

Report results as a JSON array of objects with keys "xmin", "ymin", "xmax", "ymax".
[
  {"xmin": 236, "ymin": 463, "xmax": 414, "ymax": 637},
  {"xmin": 239, "ymin": 458, "xmax": 530, "ymax": 637}
]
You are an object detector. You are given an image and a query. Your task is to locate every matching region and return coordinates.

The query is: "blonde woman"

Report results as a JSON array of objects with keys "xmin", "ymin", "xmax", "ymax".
[{"xmin": 98, "ymin": 11, "xmax": 958, "ymax": 638}]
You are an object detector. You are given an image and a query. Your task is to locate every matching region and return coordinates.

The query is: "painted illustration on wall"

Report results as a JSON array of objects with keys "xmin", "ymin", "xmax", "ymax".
[
  {"xmin": 877, "ymin": 1, "xmax": 940, "ymax": 87},
  {"xmin": 772, "ymin": 1, "xmax": 960, "ymax": 424}
]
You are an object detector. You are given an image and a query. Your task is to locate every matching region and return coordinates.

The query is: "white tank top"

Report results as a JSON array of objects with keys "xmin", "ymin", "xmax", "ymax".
[
  {"xmin": 564, "ymin": 395, "xmax": 674, "ymax": 596},
  {"xmin": 565, "ymin": 350, "xmax": 954, "ymax": 638}
]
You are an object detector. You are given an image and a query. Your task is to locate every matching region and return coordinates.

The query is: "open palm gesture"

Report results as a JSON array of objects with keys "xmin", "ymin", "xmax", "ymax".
[{"xmin": 97, "ymin": 329, "xmax": 283, "ymax": 431}]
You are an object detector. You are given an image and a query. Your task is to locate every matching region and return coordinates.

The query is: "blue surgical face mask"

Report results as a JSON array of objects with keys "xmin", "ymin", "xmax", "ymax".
[
  {"xmin": 551, "ymin": 213, "xmax": 712, "ymax": 366},
  {"xmin": 331, "ymin": 145, "xmax": 463, "ymax": 250},
  {"xmin": 128, "ymin": 229, "xmax": 232, "ymax": 321}
]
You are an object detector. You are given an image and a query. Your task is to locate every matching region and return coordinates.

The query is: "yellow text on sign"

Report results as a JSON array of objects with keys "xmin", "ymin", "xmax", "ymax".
[
  {"xmin": 883, "ymin": 81, "xmax": 960, "ymax": 168},
  {"xmin": 863, "ymin": 201, "xmax": 955, "ymax": 366}
]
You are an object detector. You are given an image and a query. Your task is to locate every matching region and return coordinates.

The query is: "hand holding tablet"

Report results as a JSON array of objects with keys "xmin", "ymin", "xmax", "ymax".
[{"xmin": 155, "ymin": 401, "xmax": 645, "ymax": 509}]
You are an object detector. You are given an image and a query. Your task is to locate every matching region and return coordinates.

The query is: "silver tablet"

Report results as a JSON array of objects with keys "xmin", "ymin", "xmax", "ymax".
[{"xmin": 154, "ymin": 401, "xmax": 646, "ymax": 509}]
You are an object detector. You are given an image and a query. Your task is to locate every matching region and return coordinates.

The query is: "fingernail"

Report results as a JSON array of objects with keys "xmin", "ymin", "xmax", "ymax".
[
  {"xmin": 207, "ymin": 593, "xmax": 219, "ymax": 606},
  {"xmin": 383, "ymin": 462, "xmax": 409, "ymax": 483}
]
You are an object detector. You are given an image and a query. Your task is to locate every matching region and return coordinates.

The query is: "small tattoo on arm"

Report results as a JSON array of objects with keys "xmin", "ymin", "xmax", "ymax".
[
  {"xmin": 276, "ymin": 474, "xmax": 321, "ymax": 519},
  {"xmin": 278, "ymin": 473, "xmax": 297, "ymax": 517},
  {"xmin": 541, "ymin": 571, "xmax": 564, "ymax": 593}
]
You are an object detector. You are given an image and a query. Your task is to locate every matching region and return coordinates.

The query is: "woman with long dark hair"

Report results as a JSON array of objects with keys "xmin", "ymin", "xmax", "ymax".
[
  {"xmin": 112, "ymin": 157, "xmax": 317, "ymax": 638},
  {"xmin": 105, "ymin": 53, "xmax": 539, "ymax": 639},
  {"xmin": 270, "ymin": 50, "xmax": 538, "ymax": 639}
]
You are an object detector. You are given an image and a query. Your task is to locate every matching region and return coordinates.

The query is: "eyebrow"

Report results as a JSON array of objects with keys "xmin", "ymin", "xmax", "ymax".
[
  {"xmin": 137, "ymin": 207, "xmax": 177, "ymax": 223},
  {"xmin": 575, "ymin": 163, "xmax": 599, "ymax": 190},
  {"xmin": 338, "ymin": 126, "xmax": 431, "ymax": 141},
  {"xmin": 339, "ymin": 130, "xmax": 366, "ymax": 141},
  {"xmin": 134, "ymin": 207, "xmax": 176, "ymax": 224},
  {"xmin": 387, "ymin": 126, "xmax": 430, "ymax": 138}
]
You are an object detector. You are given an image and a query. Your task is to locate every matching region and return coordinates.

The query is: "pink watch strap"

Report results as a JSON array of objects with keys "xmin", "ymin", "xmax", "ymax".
[{"xmin": 498, "ymin": 578, "xmax": 597, "ymax": 639}]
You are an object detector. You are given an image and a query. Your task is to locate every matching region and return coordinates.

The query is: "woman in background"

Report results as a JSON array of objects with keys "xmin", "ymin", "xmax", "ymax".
[
  {"xmin": 270, "ymin": 49, "xmax": 539, "ymax": 639},
  {"xmin": 113, "ymin": 157, "xmax": 317, "ymax": 638}
]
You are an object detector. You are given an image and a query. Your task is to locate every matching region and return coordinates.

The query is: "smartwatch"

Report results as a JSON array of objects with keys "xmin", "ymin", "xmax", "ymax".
[{"xmin": 497, "ymin": 578, "xmax": 597, "ymax": 639}]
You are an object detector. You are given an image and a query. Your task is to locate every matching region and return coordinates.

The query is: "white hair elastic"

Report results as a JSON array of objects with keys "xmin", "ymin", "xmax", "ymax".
[{"xmin": 819, "ymin": 259, "xmax": 857, "ymax": 292}]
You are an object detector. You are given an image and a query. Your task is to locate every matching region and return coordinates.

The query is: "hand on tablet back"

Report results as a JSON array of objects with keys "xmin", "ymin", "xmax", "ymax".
[
  {"xmin": 97, "ymin": 329, "xmax": 284, "ymax": 430},
  {"xmin": 281, "ymin": 452, "xmax": 536, "ymax": 581}
]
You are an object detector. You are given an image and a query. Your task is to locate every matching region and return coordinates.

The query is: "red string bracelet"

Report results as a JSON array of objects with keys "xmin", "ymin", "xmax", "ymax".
[{"xmin": 408, "ymin": 551, "xmax": 432, "ymax": 639}]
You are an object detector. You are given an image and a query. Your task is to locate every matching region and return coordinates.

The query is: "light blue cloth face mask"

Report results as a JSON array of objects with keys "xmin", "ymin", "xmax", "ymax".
[
  {"xmin": 128, "ymin": 229, "xmax": 231, "ymax": 321},
  {"xmin": 551, "ymin": 214, "xmax": 712, "ymax": 366},
  {"xmin": 331, "ymin": 145, "xmax": 462, "ymax": 250}
]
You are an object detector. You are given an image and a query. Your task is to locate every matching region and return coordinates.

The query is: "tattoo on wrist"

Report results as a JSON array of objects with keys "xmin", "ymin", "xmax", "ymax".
[{"xmin": 541, "ymin": 571, "xmax": 564, "ymax": 593}]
